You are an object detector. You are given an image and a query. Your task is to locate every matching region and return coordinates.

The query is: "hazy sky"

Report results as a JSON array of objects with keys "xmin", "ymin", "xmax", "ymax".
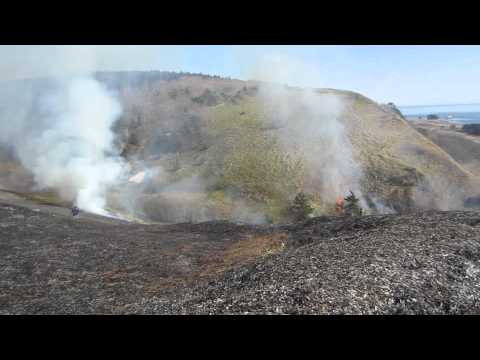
[{"xmin": 2, "ymin": 45, "xmax": 480, "ymax": 106}]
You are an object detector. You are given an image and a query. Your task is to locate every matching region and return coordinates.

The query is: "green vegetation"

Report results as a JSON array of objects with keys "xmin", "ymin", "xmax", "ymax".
[
  {"xmin": 206, "ymin": 99, "xmax": 306, "ymax": 222},
  {"xmin": 205, "ymin": 190, "xmax": 234, "ymax": 217},
  {"xmin": 287, "ymin": 192, "xmax": 314, "ymax": 221}
]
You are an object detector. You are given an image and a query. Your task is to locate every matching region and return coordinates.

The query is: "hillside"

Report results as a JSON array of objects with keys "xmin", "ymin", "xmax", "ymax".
[
  {"xmin": 1, "ymin": 71, "xmax": 480, "ymax": 223},
  {"xmin": 2, "ymin": 71, "xmax": 480, "ymax": 315},
  {"xmin": 101, "ymin": 73, "xmax": 480, "ymax": 220},
  {"xmin": 411, "ymin": 119, "xmax": 480, "ymax": 178},
  {"xmin": 342, "ymin": 94, "xmax": 478, "ymax": 212}
]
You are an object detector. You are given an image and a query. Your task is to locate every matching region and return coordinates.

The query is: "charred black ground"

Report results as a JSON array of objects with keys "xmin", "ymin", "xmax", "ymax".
[{"xmin": 1, "ymin": 201, "xmax": 479, "ymax": 314}]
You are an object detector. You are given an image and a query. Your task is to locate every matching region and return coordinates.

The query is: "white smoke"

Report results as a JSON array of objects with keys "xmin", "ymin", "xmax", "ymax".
[
  {"xmin": 0, "ymin": 46, "xmax": 134, "ymax": 216},
  {"xmin": 0, "ymin": 75, "xmax": 128, "ymax": 215},
  {"xmin": 251, "ymin": 54, "xmax": 363, "ymax": 205}
]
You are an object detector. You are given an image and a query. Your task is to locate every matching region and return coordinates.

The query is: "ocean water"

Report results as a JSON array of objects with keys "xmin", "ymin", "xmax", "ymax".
[{"xmin": 398, "ymin": 104, "xmax": 480, "ymax": 124}]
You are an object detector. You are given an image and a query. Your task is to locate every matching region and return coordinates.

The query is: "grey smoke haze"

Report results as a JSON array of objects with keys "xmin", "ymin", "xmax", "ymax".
[
  {"xmin": 118, "ymin": 54, "xmax": 371, "ymax": 222},
  {"xmin": 102, "ymin": 53, "xmax": 363, "ymax": 223},
  {"xmin": 251, "ymin": 54, "xmax": 474, "ymax": 214},
  {"xmin": 412, "ymin": 175, "xmax": 469, "ymax": 211},
  {"xmin": 254, "ymin": 55, "xmax": 363, "ymax": 204}
]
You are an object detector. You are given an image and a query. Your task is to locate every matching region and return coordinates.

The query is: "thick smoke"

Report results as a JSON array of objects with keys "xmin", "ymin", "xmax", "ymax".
[
  {"xmin": 0, "ymin": 46, "xmax": 133, "ymax": 216},
  {"xmin": 0, "ymin": 76, "xmax": 128, "ymax": 216}
]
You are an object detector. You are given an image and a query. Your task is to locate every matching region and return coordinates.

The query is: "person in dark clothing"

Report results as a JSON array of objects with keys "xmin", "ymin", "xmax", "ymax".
[{"xmin": 71, "ymin": 206, "xmax": 80, "ymax": 217}]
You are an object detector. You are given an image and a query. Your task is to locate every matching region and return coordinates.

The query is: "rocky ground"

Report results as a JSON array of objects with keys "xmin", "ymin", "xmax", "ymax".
[{"xmin": 1, "ymin": 199, "xmax": 480, "ymax": 314}]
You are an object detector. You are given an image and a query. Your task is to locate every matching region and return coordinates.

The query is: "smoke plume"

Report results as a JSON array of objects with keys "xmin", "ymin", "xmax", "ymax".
[
  {"xmin": 0, "ymin": 46, "xmax": 132, "ymax": 216},
  {"xmin": 253, "ymin": 55, "xmax": 363, "ymax": 204}
]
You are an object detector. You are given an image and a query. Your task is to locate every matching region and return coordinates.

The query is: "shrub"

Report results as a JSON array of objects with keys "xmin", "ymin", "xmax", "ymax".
[
  {"xmin": 288, "ymin": 192, "xmax": 314, "ymax": 221},
  {"xmin": 344, "ymin": 191, "xmax": 363, "ymax": 216}
]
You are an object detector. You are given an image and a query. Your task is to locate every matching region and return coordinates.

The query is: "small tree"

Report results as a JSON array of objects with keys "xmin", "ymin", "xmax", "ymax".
[
  {"xmin": 288, "ymin": 192, "xmax": 314, "ymax": 221},
  {"xmin": 344, "ymin": 191, "xmax": 363, "ymax": 216}
]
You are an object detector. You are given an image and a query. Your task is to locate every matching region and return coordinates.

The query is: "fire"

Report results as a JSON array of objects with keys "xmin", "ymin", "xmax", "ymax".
[{"xmin": 335, "ymin": 195, "xmax": 344, "ymax": 216}]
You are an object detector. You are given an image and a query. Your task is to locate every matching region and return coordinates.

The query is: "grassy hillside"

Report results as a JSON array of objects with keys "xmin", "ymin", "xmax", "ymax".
[
  {"xmin": 342, "ymin": 93, "xmax": 477, "ymax": 210},
  {"xmin": 1, "ymin": 72, "xmax": 479, "ymax": 221},
  {"xmin": 413, "ymin": 122, "xmax": 480, "ymax": 177}
]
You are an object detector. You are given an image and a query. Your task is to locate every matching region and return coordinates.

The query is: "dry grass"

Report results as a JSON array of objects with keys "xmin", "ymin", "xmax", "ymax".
[
  {"xmin": 18, "ymin": 191, "xmax": 67, "ymax": 207},
  {"xmin": 144, "ymin": 232, "xmax": 289, "ymax": 293},
  {"xmin": 197, "ymin": 233, "xmax": 288, "ymax": 279},
  {"xmin": 0, "ymin": 188, "xmax": 67, "ymax": 207},
  {"xmin": 139, "ymin": 232, "xmax": 290, "ymax": 295},
  {"xmin": 224, "ymin": 233, "xmax": 288, "ymax": 262},
  {"xmin": 0, "ymin": 162, "xmax": 22, "ymax": 173}
]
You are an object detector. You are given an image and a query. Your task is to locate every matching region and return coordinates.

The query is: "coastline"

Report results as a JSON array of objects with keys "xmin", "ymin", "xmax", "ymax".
[{"xmin": 406, "ymin": 115, "xmax": 463, "ymax": 129}]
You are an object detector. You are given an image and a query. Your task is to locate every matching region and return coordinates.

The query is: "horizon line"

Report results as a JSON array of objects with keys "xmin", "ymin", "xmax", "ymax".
[{"xmin": 398, "ymin": 102, "xmax": 480, "ymax": 108}]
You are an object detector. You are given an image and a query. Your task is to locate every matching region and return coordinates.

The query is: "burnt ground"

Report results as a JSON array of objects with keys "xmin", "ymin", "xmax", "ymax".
[
  {"xmin": 1, "ymin": 200, "xmax": 480, "ymax": 314},
  {"xmin": 0, "ymin": 201, "xmax": 280, "ymax": 314}
]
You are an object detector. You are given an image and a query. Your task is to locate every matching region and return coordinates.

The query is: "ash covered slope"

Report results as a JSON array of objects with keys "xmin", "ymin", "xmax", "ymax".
[
  {"xmin": 142, "ymin": 211, "xmax": 480, "ymax": 315},
  {"xmin": 0, "ymin": 202, "xmax": 277, "ymax": 314},
  {"xmin": 1, "ymin": 201, "xmax": 480, "ymax": 314}
]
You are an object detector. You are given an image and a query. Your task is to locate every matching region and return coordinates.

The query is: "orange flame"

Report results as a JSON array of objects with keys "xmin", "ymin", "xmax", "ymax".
[
  {"xmin": 336, "ymin": 196, "xmax": 344, "ymax": 206},
  {"xmin": 335, "ymin": 195, "xmax": 344, "ymax": 216}
]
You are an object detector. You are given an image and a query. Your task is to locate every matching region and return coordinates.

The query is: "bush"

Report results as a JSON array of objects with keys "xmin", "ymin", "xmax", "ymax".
[
  {"xmin": 288, "ymin": 192, "xmax": 314, "ymax": 221},
  {"xmin": 344, "ymin": 191, "xmax": 363, "ymax": 216}
]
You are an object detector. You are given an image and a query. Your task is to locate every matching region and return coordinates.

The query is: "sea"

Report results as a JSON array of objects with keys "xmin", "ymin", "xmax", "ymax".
[{"xmin": 398, "ymin": 104, "xmax": 480, "ymax": 124}]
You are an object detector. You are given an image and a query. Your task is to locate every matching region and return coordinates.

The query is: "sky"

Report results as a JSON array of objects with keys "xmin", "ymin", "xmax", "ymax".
[{"xmin": 1, "ymin": 45, "xmax": 480, "ymax": 106}]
